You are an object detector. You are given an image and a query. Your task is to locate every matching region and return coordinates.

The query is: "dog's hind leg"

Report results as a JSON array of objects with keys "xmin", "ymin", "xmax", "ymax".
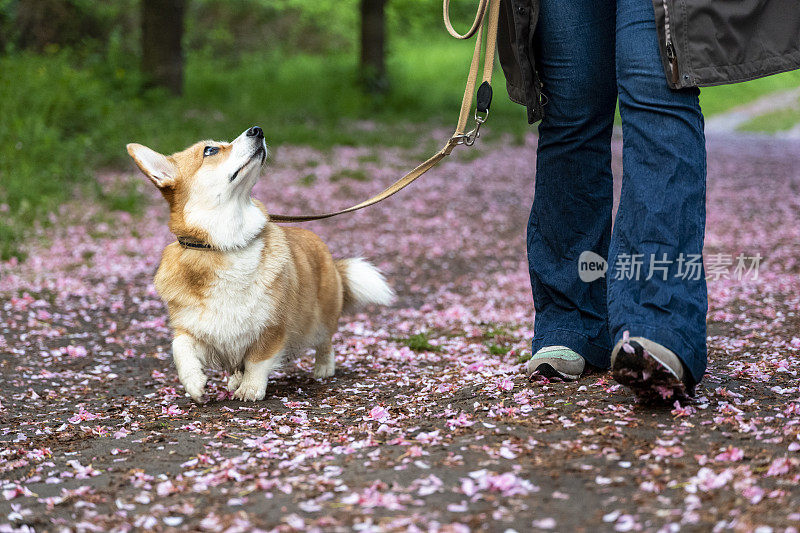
[
  {"xmin": 173, "ymin": 334, "xmax": 209, "ymax": 403},
  {"xmin": 313, "ymin": 340, "xmax": 336, "ymax": 379}
]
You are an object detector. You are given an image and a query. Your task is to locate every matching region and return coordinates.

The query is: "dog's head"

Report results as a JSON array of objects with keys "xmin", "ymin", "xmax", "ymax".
[{"xmin": 127, "ymin": 126, "xmax": 268, "ymax": 250}]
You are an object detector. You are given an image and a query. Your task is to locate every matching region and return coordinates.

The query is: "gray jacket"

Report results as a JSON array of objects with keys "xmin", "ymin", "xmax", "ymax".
[{"xmin": 497, "ymin": 0, "xmax": 800, "ymax": 123}]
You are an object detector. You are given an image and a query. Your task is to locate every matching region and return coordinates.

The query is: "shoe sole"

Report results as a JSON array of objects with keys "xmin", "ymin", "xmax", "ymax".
[
  {"xmin": 611, "ymin": 341, "xmax": 693, "ymax": 403},
  {"xmin": 534, "ymin": 363, "xmax": 580, "ymax": 382}
]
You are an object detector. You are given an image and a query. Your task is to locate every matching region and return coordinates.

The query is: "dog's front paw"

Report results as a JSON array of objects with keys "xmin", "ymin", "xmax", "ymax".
[
  {"xmin": 313, "ymin": 347, "xmax": 335, "ymax": 379},
  {"xmin": 227, "ymin": 371, "xmax": 243, "ymax": 392},
  {"xmin": 183, "ymin": 374, "xmax": 207, "ymax": 403},
  {"xmin": 233, "ymin": 379, "xmax": 267, "ymax": 402},
  {"xmin": 313, "ymin": 361, "xmax": 336, "ymax": 379}
]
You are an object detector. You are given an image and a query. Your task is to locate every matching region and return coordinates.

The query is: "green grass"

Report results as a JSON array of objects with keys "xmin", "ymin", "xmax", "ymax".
[
  {"xmin": 2, "ymin": 37, "xmax": 800, "ymax": 259},
  {"xmin": 516, "ymin": 352, "xmax": 532, "ymax": 364},
  {"xmin": 740, "ymin": 107, "xmax": 800, "ymax": 133},
  {"xmin": 298, "ymin": 173, "xmax": 317, "ymax": 186},
  {"xmin": 482, "ymin": 324, "xmax": 510, "ymax": 339},
  {"xmin": 699, "ymin": 70, "xmax": 800, "ymax": 117},
  {"xmin": 486, "ymin": 343, "xmax": 511, "ymax": 356},
  {"xmin": 739, "ymin": 100, "xmax": 800, "ymax": 133},
  {"xmin": 330, "ymin": 168, "xmax": 369, "ymax": 182},
  {"xmin": 357, "ymin": 153, "xmax": 380, "ymax": 164},
  {"xmin": 102, "ymin": 181, "xmax": 145, "ymax": 215},
  {"xmin": 403, "ymin": 333, "xmax": 441, "ymax": 352}
]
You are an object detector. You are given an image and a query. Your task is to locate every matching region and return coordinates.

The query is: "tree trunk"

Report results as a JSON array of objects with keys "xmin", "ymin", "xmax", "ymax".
[
  {"xmin": 141, "ymin": 0, "xmax": 185, "ymax": 95},
  {"xmin": 359, "ymin": 0, "xmax": 388, "ymax": 93}
]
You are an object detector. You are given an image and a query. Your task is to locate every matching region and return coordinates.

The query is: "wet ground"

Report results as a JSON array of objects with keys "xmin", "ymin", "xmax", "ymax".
[{"xmin": 1, "ymin": 131, "xmax": 799, "ymax": 532}]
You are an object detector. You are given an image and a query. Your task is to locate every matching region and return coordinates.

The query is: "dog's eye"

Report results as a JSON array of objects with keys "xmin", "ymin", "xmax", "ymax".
[{"xmin": 203, "ymin": 146, "xmax": 219, "ymax": 157}]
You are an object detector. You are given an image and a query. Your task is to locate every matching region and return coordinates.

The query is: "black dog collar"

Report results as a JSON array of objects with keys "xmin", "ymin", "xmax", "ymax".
[{"xmin": 177, "ymin": 237, "xmax": 214, "ymax": 250}]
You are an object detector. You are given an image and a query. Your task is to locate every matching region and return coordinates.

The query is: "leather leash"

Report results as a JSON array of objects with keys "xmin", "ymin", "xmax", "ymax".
[{"xmin": 269, "ymin": 0, "xmax": 501, "ymax": 223}]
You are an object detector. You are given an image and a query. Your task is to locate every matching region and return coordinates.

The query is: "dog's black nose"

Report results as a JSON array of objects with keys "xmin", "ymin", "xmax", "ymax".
[{"xmin": 246, "ymin": 126, "xmax": 263, "ymax": 139}]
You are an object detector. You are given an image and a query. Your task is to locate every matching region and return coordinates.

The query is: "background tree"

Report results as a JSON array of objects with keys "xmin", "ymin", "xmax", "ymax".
[
  {"xmin": 141, "ymin": 0, "xmax": 185, "ymax": 95},
  {"xmin": 359, "ymin": 0, "xmax": 388, "ymax": 93},
  {"xmin": 8, "ymin": 0, "xmax": 111, "ymax": 52}
]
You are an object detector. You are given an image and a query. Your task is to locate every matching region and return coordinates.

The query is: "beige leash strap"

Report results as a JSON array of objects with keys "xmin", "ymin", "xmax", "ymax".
[
  {"xmin": 444, "ymin": 0, "xmax": 488, "ymax": 39},
  {"xmin": 270, "ymin": 0, "xmax": 500, "ymax": 223}
]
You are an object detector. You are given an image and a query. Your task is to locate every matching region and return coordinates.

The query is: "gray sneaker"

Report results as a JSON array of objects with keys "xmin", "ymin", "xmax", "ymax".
[
  {"xmin": 526, "ymin": 345, "xmax": 585, "ymax": 381},
  {"xmin": 611, "ymin": 333, "xmax": 694, "ymax": 402}
]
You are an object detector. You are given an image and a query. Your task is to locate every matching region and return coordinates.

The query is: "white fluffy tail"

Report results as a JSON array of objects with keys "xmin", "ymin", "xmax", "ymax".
[{"xmin": 336, "ymin": 258, "xmax": 395, "ymax": 313}]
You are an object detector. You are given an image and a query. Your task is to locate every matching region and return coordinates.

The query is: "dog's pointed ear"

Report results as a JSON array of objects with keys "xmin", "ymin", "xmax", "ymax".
[{"xmin": 126, "ymin": 143, "xmax": 176, "ymax": 188}]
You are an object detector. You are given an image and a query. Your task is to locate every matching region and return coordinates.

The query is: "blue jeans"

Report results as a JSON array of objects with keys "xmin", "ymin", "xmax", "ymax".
[{"xmin": 527, "ymin": 0, "xmax": 708, "ymax": 384}]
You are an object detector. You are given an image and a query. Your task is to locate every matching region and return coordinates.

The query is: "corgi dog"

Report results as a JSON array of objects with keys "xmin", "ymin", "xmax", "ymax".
[{"xmin": 126, "ymin": 126, "xmax": 394, "ymax": 402}]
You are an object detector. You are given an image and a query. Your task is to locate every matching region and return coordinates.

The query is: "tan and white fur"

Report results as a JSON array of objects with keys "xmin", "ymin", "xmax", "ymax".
[{"xmin": 126, "ymin": 126, "xmax": 394, "ymax": 402}]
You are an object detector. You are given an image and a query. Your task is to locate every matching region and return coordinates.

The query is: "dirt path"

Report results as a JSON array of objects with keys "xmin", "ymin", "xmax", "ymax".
[
  {"xmin": 1, "ymin": 133, "xmax": 799, "ymax": 532},
  {"xmin": 704, "ymin": 88, "xmax": 800, "ymax": 138}
]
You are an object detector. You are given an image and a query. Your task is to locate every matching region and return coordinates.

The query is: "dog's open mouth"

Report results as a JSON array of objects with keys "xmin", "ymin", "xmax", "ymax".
[{"xmin": 229, "ymin": 145, "xmax": 267, "ymax": 183}]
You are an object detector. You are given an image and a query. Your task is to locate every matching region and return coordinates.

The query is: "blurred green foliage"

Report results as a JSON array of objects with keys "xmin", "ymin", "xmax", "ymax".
[
  {"xmin": 0, "ymin": 31, "xmax": 527, "ymax": 260},
  {"xmin": 0, "ymin": 0, "xmax": 799, "ymax": 260}
]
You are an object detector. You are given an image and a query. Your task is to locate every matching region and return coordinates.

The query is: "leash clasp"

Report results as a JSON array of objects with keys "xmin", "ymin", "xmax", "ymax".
[{"xmin": 456, "ymin": 109, "xmax": 489, "ymax": 147}]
